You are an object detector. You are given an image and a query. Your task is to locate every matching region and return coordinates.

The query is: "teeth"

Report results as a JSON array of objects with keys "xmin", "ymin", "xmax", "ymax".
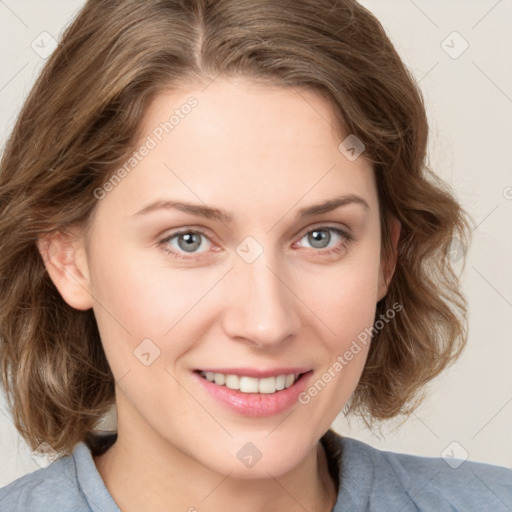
[
  {"xmin": 214, "ymin": 373, "xmax": 225, "ymax": 385},
  {"xmin": 240, "ymin": 376, "xmax": 259, "ymax": 393},
  {"xmin": 200, "ymin": 371, "xmax": 300, "ymax": 394},
  {"xmin": 225, "ymin": 374, "xmax": 240, "ymax": 390}
]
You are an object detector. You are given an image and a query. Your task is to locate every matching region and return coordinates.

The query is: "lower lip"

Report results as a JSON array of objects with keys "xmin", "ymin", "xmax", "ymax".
[{"xmin": 193, "ymin": 371, "xmax": 313, "ymax": 417}]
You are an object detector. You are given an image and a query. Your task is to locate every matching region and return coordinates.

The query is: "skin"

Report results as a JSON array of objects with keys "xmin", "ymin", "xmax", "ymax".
[{"xmin": 38, "ymin": 76, "xmax": 400, "ymax": 512}]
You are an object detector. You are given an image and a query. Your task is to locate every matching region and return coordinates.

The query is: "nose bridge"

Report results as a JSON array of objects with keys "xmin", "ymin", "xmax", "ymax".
[{"xmin": 223, "ymin": 243, "xmax": 300, "ymax": 346}]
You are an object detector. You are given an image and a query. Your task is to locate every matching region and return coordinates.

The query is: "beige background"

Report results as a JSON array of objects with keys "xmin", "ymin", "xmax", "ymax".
[{"xmin": 1, "ymin": 0, "xmax": 511, "ymax": 487}]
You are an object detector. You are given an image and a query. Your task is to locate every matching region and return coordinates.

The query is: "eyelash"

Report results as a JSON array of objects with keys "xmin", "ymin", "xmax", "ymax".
[{"xmin": 158, "ymin": 226, "xmax": 354, "ymax": 261}]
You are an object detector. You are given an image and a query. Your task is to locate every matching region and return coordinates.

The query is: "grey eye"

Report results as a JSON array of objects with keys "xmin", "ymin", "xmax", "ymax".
[
  {"xmin": 176, "ymin": 232, "xmax": 203, "ymax": 253},
  {"xmin": 305, "ymin": 229, "xmax": 333, "ymax": 249}
]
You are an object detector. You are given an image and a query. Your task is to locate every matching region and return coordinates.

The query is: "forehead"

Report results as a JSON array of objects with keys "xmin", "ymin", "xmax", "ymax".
[
  {"xmin": 101, "ymin": 77, "xmax": 378, "ymax": 222},
  {"xmin": 141, "ymin": 77, "xmax": 343, "ymax": 158}
]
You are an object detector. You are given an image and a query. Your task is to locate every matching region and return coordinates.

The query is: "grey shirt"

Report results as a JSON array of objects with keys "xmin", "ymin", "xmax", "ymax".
[{"xmin": 1, "ymin": 429, "xmax": 511, "ymax": 511}]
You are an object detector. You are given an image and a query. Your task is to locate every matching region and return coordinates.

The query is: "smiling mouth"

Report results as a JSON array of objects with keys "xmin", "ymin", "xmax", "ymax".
[{"xmin": 197, "ymin": 370, "xmax": 310, "ymax": 394}]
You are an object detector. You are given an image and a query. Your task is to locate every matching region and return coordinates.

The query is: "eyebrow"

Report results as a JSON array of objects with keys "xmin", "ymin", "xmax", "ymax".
[{"xmin": 132, "ymin": 194, "xmax": 370, "ymax": 224}]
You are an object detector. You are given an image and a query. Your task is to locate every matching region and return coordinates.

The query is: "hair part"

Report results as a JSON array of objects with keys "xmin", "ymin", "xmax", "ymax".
[{"xmin": 0, "ymin": 0, "xmax": 472, "ymax": 455}]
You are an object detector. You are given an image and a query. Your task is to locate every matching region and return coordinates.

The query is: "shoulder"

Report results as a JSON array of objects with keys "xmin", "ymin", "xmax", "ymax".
[
  {"xmin": 323, "ymin": 430, "xmax": 512, "ymax": 512},
  {"xmin": 0, "ymin": 450, "xmax": 89, "ymax": 512},
  {"xmin": 0, "ymin": 441, "xmax": 118, "ymax": 512}
]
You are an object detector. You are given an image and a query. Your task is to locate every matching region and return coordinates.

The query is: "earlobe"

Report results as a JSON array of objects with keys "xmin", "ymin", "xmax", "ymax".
[
  {"xmin": 377, "ymin": 216, "xmax": 401, "ymax": 302},
  {"xmin": 36, "ymin": 228, "xmax": 93, "ymax": 311}
]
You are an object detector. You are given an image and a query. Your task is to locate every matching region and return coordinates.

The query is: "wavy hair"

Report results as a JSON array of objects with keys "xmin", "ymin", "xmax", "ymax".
[{"xmin": 0, "ymin": 0, "xmax": 472, "ymax": 455}]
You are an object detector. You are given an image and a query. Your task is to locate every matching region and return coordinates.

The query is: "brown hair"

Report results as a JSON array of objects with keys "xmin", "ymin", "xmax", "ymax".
[{"xmin": 0, "ymin": 0, "xmax": 472, "ymax": 455}]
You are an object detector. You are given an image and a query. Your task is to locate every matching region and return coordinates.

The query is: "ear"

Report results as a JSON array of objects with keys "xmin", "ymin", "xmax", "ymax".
[
  {"xmin": 377, "ymin": 216, "xmax": 401, "ymax": 302},
  {"xmin": 36, "ymin": 227, "xmax": 93, "ymax": 311}
]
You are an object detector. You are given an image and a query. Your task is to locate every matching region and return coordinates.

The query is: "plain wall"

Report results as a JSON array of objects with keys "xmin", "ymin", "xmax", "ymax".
[{"xmin": 1, "ymin": 0, "xmax": 511, "ymax": 487}]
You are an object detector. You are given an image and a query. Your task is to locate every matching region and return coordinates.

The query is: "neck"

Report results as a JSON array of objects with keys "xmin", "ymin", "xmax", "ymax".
[{"xmin": 93, "ymin": 426, "xmax": 337, "ymax": 512}]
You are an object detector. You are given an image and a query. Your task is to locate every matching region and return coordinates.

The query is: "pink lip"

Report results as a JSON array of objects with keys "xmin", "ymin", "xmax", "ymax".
[
  {"xmin": 196, "ymin": 367, "xmax": 311, "ymax": 378},
  {"xmin": 192, "ymin": 370, "xmax": 313, "ymax": 417}
]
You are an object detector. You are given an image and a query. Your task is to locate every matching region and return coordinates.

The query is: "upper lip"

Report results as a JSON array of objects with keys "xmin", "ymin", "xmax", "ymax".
[{"xmin": 196, "ymin": 368, "xmax": 312, "ymax": 378}]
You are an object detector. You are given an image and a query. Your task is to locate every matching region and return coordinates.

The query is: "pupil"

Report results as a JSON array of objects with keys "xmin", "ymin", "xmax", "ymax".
[
  {"xmin": 309, "ymin": 229, "xmax": 330, "ymax": 249},
  {"xmin": 179, "ymin": 232, "xmax": 201, "ymax": 252}
]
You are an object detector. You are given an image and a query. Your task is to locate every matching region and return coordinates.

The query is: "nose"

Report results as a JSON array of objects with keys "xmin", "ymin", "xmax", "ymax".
[{"xmin": 221, "ymin": 250, "xmax": 301, "ymax": 349}]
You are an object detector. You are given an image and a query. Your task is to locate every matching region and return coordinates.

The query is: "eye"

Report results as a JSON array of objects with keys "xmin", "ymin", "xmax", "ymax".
[
  {"xmin": 296, "ymin": 226, "xmax": 352, "ymax": 255},
  {"xmin": 159, "ymin": 229, "xmax": 213, "ymax": 259},
  {"xmin": 159, "ymin": 225, "xmax": 353, "ymax": 260}
]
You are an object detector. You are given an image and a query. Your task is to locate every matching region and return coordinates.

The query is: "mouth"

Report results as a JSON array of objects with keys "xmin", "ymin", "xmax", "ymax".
[
  {"xmin": 197, "ymin": 370, "xmax": 308, "ymax": 395},
  {"xmin": 192, "ymin": 368, "xmax": 313, "ymax": 417}
]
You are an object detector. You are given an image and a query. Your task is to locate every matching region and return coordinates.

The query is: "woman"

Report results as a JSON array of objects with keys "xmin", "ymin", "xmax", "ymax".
[{"xmin": 0, "ymin": 1, "xmax": 510, "ymax": 511}]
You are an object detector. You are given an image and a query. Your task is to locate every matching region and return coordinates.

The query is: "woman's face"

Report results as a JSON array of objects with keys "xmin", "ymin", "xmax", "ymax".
[{"xmin": 65, "ymin": 77, "xmax": 395, "ymax": 477}]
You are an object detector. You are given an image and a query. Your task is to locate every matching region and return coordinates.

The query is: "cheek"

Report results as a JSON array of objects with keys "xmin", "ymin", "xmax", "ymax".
[
  {"xmin": 315, "ymin": 270, "xmax": 377, "ymax": 386},
  {"xmin": 306, "ymin": 245, "xmax": 381, "ymax": 345},
  {"xmin": 86, "ymin": 240, "xmax": 224, "ymax": 382},
  {"xmin": 89, "ymin": 240, "xmax": 189, "ymax": 332},
  {"xmin": 298, "ymin": 240, "xmax": 381, "ymax": 413}
]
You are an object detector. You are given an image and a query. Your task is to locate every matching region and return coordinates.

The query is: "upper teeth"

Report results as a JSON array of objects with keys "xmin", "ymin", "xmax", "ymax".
[{"xmin": 200, "ymin": 372, "xmax": 299, "ymax": 394}]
